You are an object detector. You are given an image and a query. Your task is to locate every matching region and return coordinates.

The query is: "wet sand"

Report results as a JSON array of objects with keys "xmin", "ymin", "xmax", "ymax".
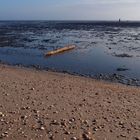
[{"xmin": 0, "ymin": 64, "xmax": 140, "ymax": 140}]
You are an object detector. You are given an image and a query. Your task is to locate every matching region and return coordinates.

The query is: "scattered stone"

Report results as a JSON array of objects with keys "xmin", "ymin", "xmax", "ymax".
[
  {"xmin": 120, "ymin": 134, "xmax": 126, "ymax": 138},
  {"xmin": 92, "ymin": 119, "xmax": 97, "ymax": 125},
  {"xmin": 71, "ymin": 137, "xmax": 77, "ymax": 140},
  {"xmin": 51, "ymin": 120, "xmax": 59, "ymax": 125},
  {"xmin": 33, "ymin": 110, "xmax": 40, "ymax": 114},
  {"xmin": 61, "ymin": 121, "xmax": 67, "ymax": 127},
  {"xmin": 0, "ymin": 118, "xmax": 4, "ymax": 122},
  {"xmin": 0, "ymin": 133, "xmax": 5, "ymax": 138},
  {"xmin": 21, "ymin": 107, "xmax": 26, "ymax": 110},
  {"xmin": 0, "ymin": 112, "xmax": 4, "ymax": 117},
  {"xmin": 119, "ymin": 121, "xmax": 124, "ymax": 125},
  {"xmin": 30, "ymin": 87, "xmax": 35, "ymax": 90},
  {"xmin": 93, "ymin": 127, "xmax": 98, "ymax": 131},
  {"xmin": 64, "ymin": 131, "xmax": 71, "ymax": 135},
  {"xmin": 4, "ymin": 132, "xmax": 8, "ymax": 135},
  {"xmin": 0, "ymin": 132, "xmax": 8, "ymax": 138},
  {"xmin": 21, "ymin": 115, "xmax": 27, "ymax": 119},
  {"xmin": 69, "ymin": 118, "xmax": 75, "ymax": 123},
  {"xmin": 40, "ymin": 126, "xmax": 45, "ymax": 130},
  {"xmin": 82, "ymin": 120, "xmax": 89, "ymax": 125},
  {"xmin": 82, "ymin": 131, "xmax": 95, "ymax": 140},
  {"xmin": 53, "ymin": 111, "xmax": 58, "ymax": 114}
]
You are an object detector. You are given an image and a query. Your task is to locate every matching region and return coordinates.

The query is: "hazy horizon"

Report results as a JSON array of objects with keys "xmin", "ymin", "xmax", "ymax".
[{"xmin": 0, "ymin": 0, "xmax": 140, "ymax": 20}]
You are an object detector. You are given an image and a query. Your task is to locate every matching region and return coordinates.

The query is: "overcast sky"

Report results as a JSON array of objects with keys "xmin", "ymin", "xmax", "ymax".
[{"xmin": 0, "ymin": 0, "xmax": 140, "ymax": 20}]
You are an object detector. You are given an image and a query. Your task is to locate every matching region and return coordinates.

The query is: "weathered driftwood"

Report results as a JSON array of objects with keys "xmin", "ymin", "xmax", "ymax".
[{"xmin": 45, "ymin": 45, "xmax": 76, "ymax": 56}]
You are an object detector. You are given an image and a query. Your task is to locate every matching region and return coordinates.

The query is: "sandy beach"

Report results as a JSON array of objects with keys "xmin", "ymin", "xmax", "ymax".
[{"xmin": 0, "ymin": 64, "xmax": 140, "ymax": 140}]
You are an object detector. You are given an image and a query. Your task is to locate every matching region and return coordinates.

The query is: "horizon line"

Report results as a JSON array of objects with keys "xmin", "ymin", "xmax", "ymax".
[{"xmin": 0, "ymin": 19, "xmax": 140, "ymax": 22}]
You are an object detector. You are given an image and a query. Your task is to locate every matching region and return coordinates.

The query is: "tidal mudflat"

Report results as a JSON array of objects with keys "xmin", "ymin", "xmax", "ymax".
[{"xmin": 0, "ymin": 21, "xmax": 140, "ymax": 86}]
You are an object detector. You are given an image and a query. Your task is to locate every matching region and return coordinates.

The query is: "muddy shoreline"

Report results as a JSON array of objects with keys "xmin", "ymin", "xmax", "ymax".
[{"xmin": 1, "ymin": 62, "xmax": 140, "ymax": 87}]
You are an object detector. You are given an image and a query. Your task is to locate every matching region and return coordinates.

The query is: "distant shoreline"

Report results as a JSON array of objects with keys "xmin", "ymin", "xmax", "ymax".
[{"xmin": 0, "ymin": 20, "xmax": 140, "ymax": 23}]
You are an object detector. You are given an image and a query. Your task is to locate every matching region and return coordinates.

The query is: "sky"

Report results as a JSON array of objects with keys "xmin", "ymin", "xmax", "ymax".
[{"xmin": 0, "ymin": 0, "xmax": 140, "ymax": 20}]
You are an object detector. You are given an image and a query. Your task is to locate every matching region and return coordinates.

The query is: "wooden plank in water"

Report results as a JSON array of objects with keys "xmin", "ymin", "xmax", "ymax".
[{"xmin": 45, "ymin": 45, "xmax": 76, "ymax": 56}]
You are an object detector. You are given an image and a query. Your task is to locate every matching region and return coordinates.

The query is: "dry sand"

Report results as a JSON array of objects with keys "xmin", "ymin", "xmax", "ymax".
[{"xmin": 0, "ymin": 64, "xmax": 140, "ymax": 140}]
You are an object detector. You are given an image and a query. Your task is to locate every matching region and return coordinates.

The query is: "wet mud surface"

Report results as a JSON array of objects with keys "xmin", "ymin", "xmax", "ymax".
[{"xmin": 0, "ymin": 21, "xmax": 140, "ymax": 86}]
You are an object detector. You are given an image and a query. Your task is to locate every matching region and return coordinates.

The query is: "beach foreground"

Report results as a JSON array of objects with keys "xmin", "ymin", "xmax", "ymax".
[{"xmin": 0, "ymin": 65, "xmax": 140, "ymax": 140}]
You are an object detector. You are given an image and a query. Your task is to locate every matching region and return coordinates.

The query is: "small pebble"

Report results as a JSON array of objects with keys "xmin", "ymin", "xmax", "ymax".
[
  {"xmin": 71, "ymin": 137, "xmax": 77, "ymax": 140},
  {"xmin": 40, "ymin": 126, "xmax": 45, "ymax": 130},
  {"xmin": 0, "ymin": 112, "xmax": 4, "ymax": 117},
  {"xmin": 51, "ymin": 120, "xmax": 59, "ymax": 125}
]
